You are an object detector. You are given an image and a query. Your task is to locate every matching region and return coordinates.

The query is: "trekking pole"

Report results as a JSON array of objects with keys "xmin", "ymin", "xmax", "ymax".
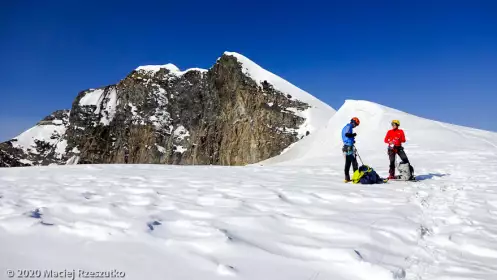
[{"xmin": 354, "ymin": 146, "xmax": 364, "ymax": 165}]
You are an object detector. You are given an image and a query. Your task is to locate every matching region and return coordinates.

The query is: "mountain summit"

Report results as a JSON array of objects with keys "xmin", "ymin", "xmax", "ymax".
[{"xmin": 0, "ymin": 52, "xmax": 335, "ymax": 167}]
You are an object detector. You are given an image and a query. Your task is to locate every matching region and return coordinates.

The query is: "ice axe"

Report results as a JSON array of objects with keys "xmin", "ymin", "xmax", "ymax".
[{"xmin": 354, "ymin": 146, "xmax": 365, "ymax": 166}]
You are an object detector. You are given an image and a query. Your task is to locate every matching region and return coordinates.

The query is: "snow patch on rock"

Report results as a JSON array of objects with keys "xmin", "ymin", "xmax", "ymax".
[
  {"xmin": 174, "ymin": 125, "xmax": 190, "ymax": 140},
  {"xmin": 136, "ymin": 63, "xmax": 180, "ymax": 72},
  {"xmin": 128, "ymin": 103, "xmax": 138, "ymax": 116},
  {"xmin": 136, "ymin": 64, "xmax": 207, "ymax": 76},
  {"xmin": 100, "ymin": 88, "xmax": 118, "ymax": 125},
  {"xmin": 55, "ymin": 140, "xmax": 68, "ymax": 158},
  {"xmin": 65, "ymin": 155, "xmax": 80, "ymax": 165},
  {"xmin": 19, "ymin": 159, "xmax": 33, "ymax": 165},
  {"xmin": 156, "ymin": 145, "xmax": 167, "ymax": 154},
  {"xmin": 78, "ymin": 88, "xmax": 119, "ymax": 126},
  {"xmin": 79, "ymin": 89, "xmax": 105, "ymax": 107},
  {"xmin": 175, "ymin": 145, "xmax": 187, "ymax": 153}
]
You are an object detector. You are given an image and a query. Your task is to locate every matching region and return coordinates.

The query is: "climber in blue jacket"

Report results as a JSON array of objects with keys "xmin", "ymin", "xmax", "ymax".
[{"xmin": 342, "ymin": 117, "xmax": 360, "ymax": 182}]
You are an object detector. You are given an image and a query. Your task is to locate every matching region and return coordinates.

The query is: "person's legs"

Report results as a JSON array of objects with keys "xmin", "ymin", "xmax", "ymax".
[
  {"xmin": 352, "ymin": 155, "xmax": 359, "ymax": 172},
  {"xmin": 388, "ymin": 149, "xmax": 396, "ymax": 177},
  {"xmin": 344, "ymin": 154, "xmax": 353, "ymax": 181},
  {"xmin": 397, "ymin": 147, "xmax": 409, "ymax": 164}
]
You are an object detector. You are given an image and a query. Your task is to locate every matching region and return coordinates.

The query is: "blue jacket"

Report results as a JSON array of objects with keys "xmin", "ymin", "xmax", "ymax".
[{"xmin": 342, "ymin": 123, "xmax": 355, "ymax": 146}]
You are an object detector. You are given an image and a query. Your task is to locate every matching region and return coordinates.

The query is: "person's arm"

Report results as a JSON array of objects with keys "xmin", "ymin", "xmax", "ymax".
[
  {"xmin": 384, "ymin": 131, "xmax": 390, "ymax": 143},
  {"xmin": 401, "ymin": 130, "xmax": 406, "ymax": 143},
  {"xmin": 345, "ymin": 125, "xmax": 356, "ymax": 138}
]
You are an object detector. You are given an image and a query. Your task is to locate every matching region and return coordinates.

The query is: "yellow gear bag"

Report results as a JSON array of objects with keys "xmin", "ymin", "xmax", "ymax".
[{"xmin": 352, "ymin": 166, "xmax": 371, "ymax": 184}]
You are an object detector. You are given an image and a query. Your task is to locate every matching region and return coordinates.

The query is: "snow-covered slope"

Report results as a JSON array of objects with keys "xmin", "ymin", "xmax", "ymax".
[
  {"xmin": 13, "ymin": 123, "xmax": 67, "ymax": 158},
  {"xmin": 6, "ymin": 110, "xmax": 70, "ymax": 165},
  {"xmin": 264, "ymin": 100, "xmax": 497, "ymax": 165}
]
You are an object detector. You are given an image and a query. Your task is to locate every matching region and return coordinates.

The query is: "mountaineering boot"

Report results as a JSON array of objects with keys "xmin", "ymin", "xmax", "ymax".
[
  {"xmin": 388, "ymin": 168, "xmax": 395, "ymax": 180},
  {"xmin": 345, "ymin": 173, "xmax": 351, "ymax": 183}
]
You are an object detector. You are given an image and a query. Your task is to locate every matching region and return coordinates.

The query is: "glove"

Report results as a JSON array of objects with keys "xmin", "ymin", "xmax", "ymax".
[{"xmin": 352, "ymin": 133, "xmax": 357, "ymax": 137}]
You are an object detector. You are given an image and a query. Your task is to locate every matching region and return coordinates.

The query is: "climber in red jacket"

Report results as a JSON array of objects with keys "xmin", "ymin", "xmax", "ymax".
[{"xmin": 384, "ymin": 120, "xmax": 410, "ymax": 179}]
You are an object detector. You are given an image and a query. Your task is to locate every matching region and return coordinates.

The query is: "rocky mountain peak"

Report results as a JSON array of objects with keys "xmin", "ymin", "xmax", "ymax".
[{"xmin": 0, "ymin": 52, "xmax": 335, "ymax": 167}]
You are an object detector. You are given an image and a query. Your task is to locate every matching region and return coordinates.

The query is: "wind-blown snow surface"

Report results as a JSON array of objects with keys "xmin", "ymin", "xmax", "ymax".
[{"xmin": 1, "ymin": 100, "xmax": 497, "ymax": 280}]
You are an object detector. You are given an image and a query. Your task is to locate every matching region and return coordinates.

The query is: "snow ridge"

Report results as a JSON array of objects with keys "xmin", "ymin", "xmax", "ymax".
[
  {"xmin": 264, "ymin": 99, "xmax": 497, "ymax": 165},
  {"xmin": 223, "ymin": 51, "xmax": 335, "ymax": 135},
  {"xmin": 136, "ymin": 63, "xmax": 208, "ymax": 76}
]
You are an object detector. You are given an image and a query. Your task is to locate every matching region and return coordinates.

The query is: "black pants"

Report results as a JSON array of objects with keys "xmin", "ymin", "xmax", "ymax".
[
  {"xmin": 343, "ymin": 146, "xmax": 358, "ymax": 180},
  {"xmin": 388, "ymin": 147, "xmax": 409, "ymax": 176}
]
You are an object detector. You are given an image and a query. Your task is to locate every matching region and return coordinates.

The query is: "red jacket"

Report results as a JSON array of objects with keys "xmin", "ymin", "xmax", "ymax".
[{"xmin": 384, "ymin": 129, "xmax": 406, "ymax": 147}]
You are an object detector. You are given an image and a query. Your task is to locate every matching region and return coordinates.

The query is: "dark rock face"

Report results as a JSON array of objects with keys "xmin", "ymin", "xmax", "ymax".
[
  {"xmin": 0, "ymin": 142, "xmax": 29, "ymax": 167},
  {"xmin": 1, "ymin": 53, "xmax": 312, "ymax": 167}
]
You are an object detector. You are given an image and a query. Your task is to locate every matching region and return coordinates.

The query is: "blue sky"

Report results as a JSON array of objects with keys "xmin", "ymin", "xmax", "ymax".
[{"xmin": 1, "ymin": 0, "xmax": 496, "ymax": 141}]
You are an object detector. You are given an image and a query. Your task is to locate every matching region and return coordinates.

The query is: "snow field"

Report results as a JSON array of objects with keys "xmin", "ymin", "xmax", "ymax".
[
  {"xmin": 1, "ymin": 146, "xmax": 497, "ymax": 280},
  {"xmin": 0, "ymin": 165, "xmax": 413, "ymax": 280}
]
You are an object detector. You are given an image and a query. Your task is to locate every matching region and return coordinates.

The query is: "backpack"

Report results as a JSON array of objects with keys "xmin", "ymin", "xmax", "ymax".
[
  {"xmin": 352, "ymin": 168, "xmax": 365, "ymax": 184},
  {"xmin": 352, "ymin": 165, "xmax": 384, "ymax": 184},
  {"xmin": 397, "ymin": 162, "xmax": 415, "ymax": 181}
]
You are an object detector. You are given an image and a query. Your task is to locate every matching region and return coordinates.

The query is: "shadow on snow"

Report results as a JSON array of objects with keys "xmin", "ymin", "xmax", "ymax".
[{"xmin": 416, "ymin": 173, "xmax": 448, "ymax": 181}]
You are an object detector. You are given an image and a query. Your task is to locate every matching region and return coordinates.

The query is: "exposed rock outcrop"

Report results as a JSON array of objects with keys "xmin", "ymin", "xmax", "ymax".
[{"xmin": 0, "ymin": 52, "xmax": 335, "ymax": 167}]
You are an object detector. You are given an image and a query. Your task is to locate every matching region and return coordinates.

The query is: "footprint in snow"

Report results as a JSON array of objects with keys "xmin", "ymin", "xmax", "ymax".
[
  {"xmin": 82, "ymin": 191, "xmax": 97, "ymax": 200},
  {"xmin": 217, "ymin": 264, "xmax": 237, "ymax": 276},
  {"xmin": 392, "ymin": 268, "xmax": 406, "ymax": 279},
  {"xmin": 26, "ymin": 208, "xmax": 55, "ymax": 226},
  {"xmin": 28, "ymin": 208, "xmax": 42, "ymax": 219},
  {"xmin": 147, "ymin": 221, "xmax": 162, "ymax": 231}
]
